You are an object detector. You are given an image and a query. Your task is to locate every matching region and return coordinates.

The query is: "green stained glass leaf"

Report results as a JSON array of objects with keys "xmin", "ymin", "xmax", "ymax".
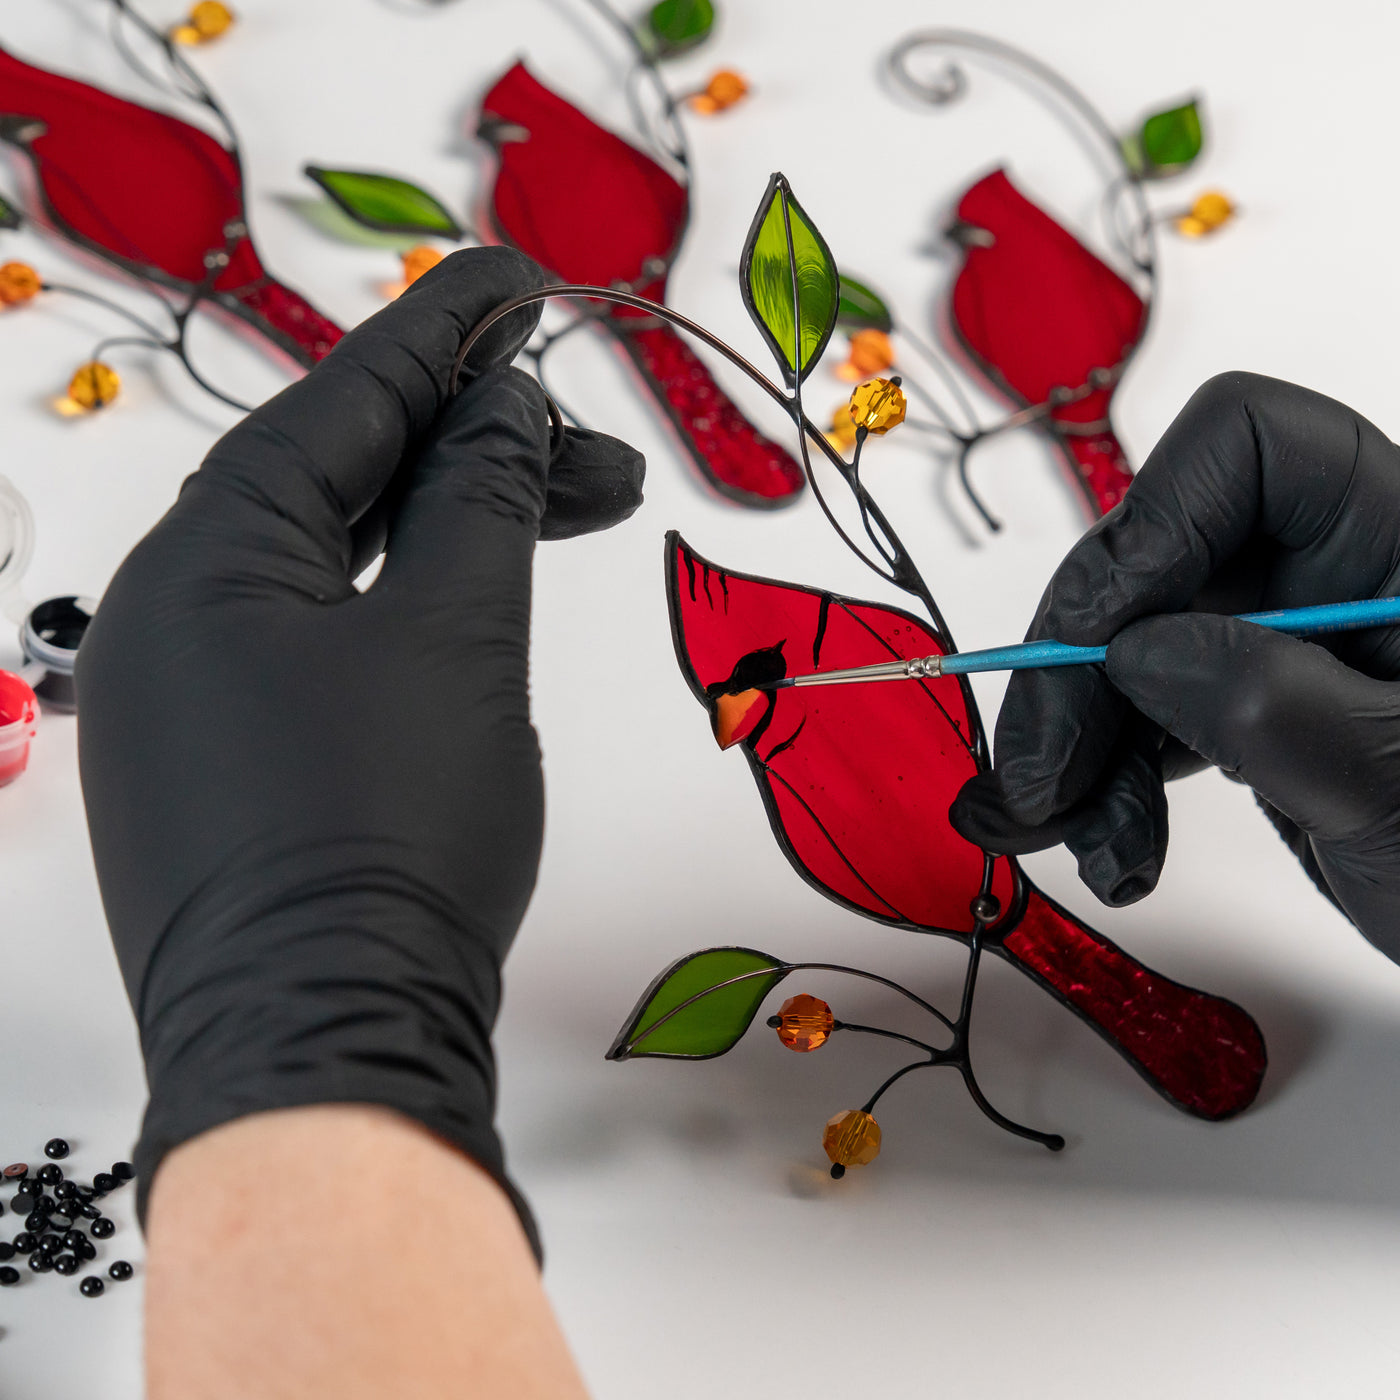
[
  {"xmin": 836, "ymin": 274, "xmax": 893, "ymax": 333},
  {"xmin": 1135, "ymin": 98, "xmax": 1203, "ymax": 173},
  {"xmin": 0, "ymin": 192, "xmax": 22, "ymax": 231},
  {"xmin": 741, "ymin": 172, "xmax": 840, "ymax": 388},
  {"xmin": 606, "ymin": 947, "xmax": 787, "ymax": 1060},
  {"xmin": 645, "ymin": 0, "xmax": 715, "ymax": 56},
  {"xmin": 304, "ymin": 166, "xmax": 463, "ymax": 239}
]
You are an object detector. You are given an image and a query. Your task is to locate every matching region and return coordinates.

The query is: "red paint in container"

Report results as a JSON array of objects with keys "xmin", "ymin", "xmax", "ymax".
[{"xmin": 0, "ymin": 669, "xmax": 39, "ymax": 786}]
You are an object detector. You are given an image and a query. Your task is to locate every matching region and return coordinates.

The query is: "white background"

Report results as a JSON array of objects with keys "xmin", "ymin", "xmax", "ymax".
[{"xmin": 3, "ymin": 0, "xmax": 1400, "ymax": 1395}]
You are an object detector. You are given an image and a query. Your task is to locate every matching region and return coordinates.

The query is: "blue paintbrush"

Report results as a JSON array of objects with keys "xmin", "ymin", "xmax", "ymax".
[{"xmin": 767, "ymin": 595, "xmax": 1400, "ymax": 688}]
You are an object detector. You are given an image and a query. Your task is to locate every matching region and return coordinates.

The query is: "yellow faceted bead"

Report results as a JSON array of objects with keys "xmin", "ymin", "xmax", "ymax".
[
  {"xmin": 688, "ymin": 69, "xmax": 749, "ymax": 115},
  {"xmin": 775, "ymin": 994, "xmax": 834, "ymax": 1052},
  {"xmin": 190, "ymin": 1, "xmax": 234, "ymax": 37},
  {"xmin": 848, "ymin": 377, "xmax": 906, "ymax": 436},
  {"xmin": 0, "ymin": 262, "xmax": 41, "ymax": 306},
  {"xmin": 1176, "ymin": 190, "xmax": 1234, "ymax": 239},
  {"xmin": 401, "ymin": 245, "xmax": 446, "ymax": 286},
  {"xmin": 822, "ymin": 1109, "xmax": 881, "ymax": 1169},
  {"xmin": 66, "ymin": 362, "xmax": 121, "ymax": 411}
]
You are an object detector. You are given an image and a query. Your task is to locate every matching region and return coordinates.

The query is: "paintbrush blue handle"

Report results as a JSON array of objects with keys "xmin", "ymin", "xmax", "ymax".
[{"xmin": 940, "ymin": 595, "xmax": 1400, "ymax": 677}]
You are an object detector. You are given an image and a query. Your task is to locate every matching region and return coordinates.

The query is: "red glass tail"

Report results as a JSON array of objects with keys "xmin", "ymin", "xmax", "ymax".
[
  {"xmin": 226, "ymin": 277, "xmax": 344, "ymax": 368},
  {"xmin": 611, "ymin": 319, "xmax": 804, "ymax": 509},
  {"xmin": 1050, "ymin": 408, "xmax": 1134, "ymax": 517},
  {"xmin": 997, "ymin": 884, "xmax": 1266, "ymax": 1119}
]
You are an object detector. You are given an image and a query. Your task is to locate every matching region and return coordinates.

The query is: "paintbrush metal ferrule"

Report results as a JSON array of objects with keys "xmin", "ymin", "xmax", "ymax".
[{"xmin": 777, "ymin": 655, "xmax": 944, "ymax": 687}]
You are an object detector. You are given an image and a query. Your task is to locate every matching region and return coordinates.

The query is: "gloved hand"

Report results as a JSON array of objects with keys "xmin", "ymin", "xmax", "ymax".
[
  {"xmin": 76, "ymin": 247, "xmax": 644, "ymax": 1255},
  {"xmin": 951, "ymin": 371, "xmax": 1400, "ymax": 958}
]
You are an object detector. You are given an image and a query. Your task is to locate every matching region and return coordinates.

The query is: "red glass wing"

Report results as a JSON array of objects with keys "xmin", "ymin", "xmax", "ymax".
[
  {"xmin": 949, "ymin": 169, "xmax": 1145, "ymax": 516},
  {"xmin": 0, "ymin": 47, "xmax": 340, "ymax": 365},
  {"xmin": 667, "ymin": 533, "xmax": 1267, "ymax": 1117},
  {"xmin": 998, "ymin": 886, "xmax": 1265, "ymax": 1120},
  {"xmin": 667, "ymin": 532, "xmax": 1011, "ymax": 933},
  {"xmin": 480, "ymin": 63, "xmax": 803, "ymax": 508}
]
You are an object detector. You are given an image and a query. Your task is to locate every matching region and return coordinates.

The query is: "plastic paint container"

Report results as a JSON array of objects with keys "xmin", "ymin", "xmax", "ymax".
[
  {"xmin": 0, "ymin": 668, "xmax": 38, "ymax": 787},
  {"xmin": 20, "ymin": 595, "xmax": 97, "ymax": 713}
]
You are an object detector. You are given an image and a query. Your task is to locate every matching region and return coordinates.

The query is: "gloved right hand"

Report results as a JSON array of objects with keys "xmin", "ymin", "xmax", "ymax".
[{"xmin": 951, "ymin": 372, "xmax": 1400, "ymax": 957}]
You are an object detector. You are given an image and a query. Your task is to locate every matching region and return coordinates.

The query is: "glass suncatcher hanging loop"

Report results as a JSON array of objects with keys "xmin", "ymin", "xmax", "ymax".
[{"xmin": 448, "ymin": 169, "xmax": 1267, "ymax": 1178}]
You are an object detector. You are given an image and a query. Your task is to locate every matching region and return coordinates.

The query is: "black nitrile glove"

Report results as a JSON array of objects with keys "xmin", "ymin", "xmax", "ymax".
[
  {"xmin": 951, "ymin": 371, "xmax": 1400, "ymax": 957},
  {"xmin": 76, "ymin": 247, "xmax": 644, "ymax": 1254}
]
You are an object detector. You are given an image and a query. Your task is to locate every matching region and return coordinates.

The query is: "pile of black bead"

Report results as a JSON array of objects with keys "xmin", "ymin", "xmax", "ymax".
[{"xmin": 0, "ymin": 1139, "xmax": 137, "ymax": 1298}]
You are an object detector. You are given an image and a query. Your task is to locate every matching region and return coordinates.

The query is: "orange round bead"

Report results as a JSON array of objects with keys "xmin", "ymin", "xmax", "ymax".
[
  {"xmin": 689, "ymin": 70, "xmax": 749, "ymax": 115},
  {"xmin": 775, "ymin": 994, "xmax": 834, "ymax": 1052},
  {"xmin": 0, "ymin": 262, "xmax": 41, "ymax": 306},
  {"xmin": 822, "ymin": 1109, "xmax": 881, "ymax": 1168},
  {"xmin": 191, "ymin": 1, "xmax": 234, "ymax": 37},
  {"xmin": 66, "ymin": 361, "xmax": 121, "ymax": 411},
  {"xmin": 401, "ymin": 245, "xmax": 446, "ymax": 286},
  {"xmin": 835, "ymin": 329, "xmax": 895, "ymax": 382}
]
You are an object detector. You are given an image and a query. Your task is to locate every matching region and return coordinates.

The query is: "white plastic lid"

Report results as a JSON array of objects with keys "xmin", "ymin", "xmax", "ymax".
[{"xmin": 0, "ymin": 474, "xmax": 34, "ymax": 623}]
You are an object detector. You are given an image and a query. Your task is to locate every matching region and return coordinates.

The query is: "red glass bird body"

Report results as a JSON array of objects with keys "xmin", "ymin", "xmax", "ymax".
[
  {"xmin": 0, "ymin": 46, "xmax": 341, "ymax": 367},
  {"xmin": 478, "ymin": 62, "xmax": 804, "ymax": 510},
  {"xmin": 949, "ymin": 169, "xmax": 1146, "ymax": 517},
  {"xmin": 668, "ymin": 532, "xmax": 1266, "ymax": 1121}
]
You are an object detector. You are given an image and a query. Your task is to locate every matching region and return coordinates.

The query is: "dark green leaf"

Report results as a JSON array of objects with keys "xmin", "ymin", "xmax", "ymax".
[
  {"xmin": 836, "ymin": 274, "xmax": 892, "ymax": 333},
  {"xmin": 1136, "ymin": 98, "xmax": 1203, "ymax": 173},
  {"xmin": 304, "ymin": 166, "xmax": 463, "ymax": 239},
  {"xmin": 0, "ymin": 192, "xmax": 23, "ymax": 231},
  {"xmin": 740, "ymin": 173, "xmax": 840, "ymax": 387},
  {"xmin": 606, "ymin": 947, "xmax": 787, "ymax": 1060},
  {"xmin": 645, "ymin": 0, "xmax": 715, "ymax": 56}
]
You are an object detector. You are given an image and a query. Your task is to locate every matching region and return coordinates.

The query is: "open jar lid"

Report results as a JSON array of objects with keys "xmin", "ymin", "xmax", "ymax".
[{"xmin": 0, "ymin": 474, "xmax": 35, "ymax": 621}]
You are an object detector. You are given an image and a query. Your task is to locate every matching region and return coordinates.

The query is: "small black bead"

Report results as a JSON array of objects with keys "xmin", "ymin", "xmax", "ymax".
[
  {"xmin": 1, "ymin": 1163, "xmax": 27, "ymax": 1180},
  {"xmin": 79, "ymin": 1276, "xmax": 104, "ymax": 1297},
  {"xmin": 108, "ymin": 1260, "xmax": 133, "ymax": 1282},
  {"xmin": 37, "ymin": 1163, "xmax": 62, "ymax": 1186},
  {"xmin": 969, "ymin": 894, "xmax": 1002, "ymax": 924},
  {"xmin": 11, "ymin": 1233, "xmax": 35, "ymax": 1254},
  {"xmin": 27, "ymin": 1251, "xmax": 52, "ymax": 1273},
  {"xmin": 24, "ymin": 1210, "xmax": 48, "ymax": 1233},
  {"xmin": 44, "ymin": 1139, "xmax": 70, "ymax": 1161},
  {"xmin": 56, "ymin": 1180, "xmax": 78, "ymax": 1198},
  {"xmin": 90, "ymin": 1217, "xmax": 115, "ymax": 1240},
  {"xmin": 110, "ymin": 1162, "xmax": 134, "ymax": 1183},
  {"xmin": 0, "ymin": 1265, "xmax": 18, "ymax": 1286},
  {"xmin": 52, "ymin": 1253, "xmax": 79, "ymax": 1276},
  {"xmin": 0, "ymin": 1241, "xmax": 12, "ymax": 1261},
  {"xmin": 75, "ymin": 1237, "xmax": 97, "ymax": 1261},
  {"xmin": 62, "ymin": 1230, "xmax": 86, "ymax": 1250},
  {"xmin": 78, "ymin": 1201, "xmax": 101, "ymax": 1220},
  {"xmin": 9, "ymin": 1187, "xmax": 37, "ymax": 1213},
  {"xmin": 37, "ymin": 1234, "xmax": 61, "ymax": 1256},
  {"xmin": 48, "ymin": 1202, "xmax": 74, "ymax": 1225},
  {"xmin": 92, "ymin": 1173, "xmax": 117, "ymax": 1194}
]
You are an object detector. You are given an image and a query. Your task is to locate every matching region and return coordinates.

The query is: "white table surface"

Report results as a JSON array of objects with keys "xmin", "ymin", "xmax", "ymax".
[{"xmin": 3, "ymin": 0, "xmax": 1400, "ymax": 1394}]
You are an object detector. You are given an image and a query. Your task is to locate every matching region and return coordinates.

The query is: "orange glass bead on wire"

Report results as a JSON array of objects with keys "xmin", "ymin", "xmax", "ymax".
[
  {"xmin": 64, "ymin": 361, "xmax": 121, "ymax": 412},
  {"xmin": 401, "ymin": 245, "xmax": 445, "ymax": 286},
  {"xmin": 835, "ymin": 329, "xmax": 895, "ymax": 383},
  {"xmin": 688, "ymin": 70, "xmax": 750, "ymax": 115},
  {"xmin": 0, "ymin": 262, "xmax": 41, "ymax": 306},
  {"xmin": 848, "ymin": 377, "xmax": 907, "ymax": 436},
  {"xmin": 825, "ymin": 406, "xmax": 858, "ymax": 454},
  {"xmin": 172, "ymin": 1, "xmax": 234, "ymax": 44},
  {"xmin": 1176, "ymin": 190, "xmax": 1235, "ymax": 238},
  {"xmin": 822, "ymin": 1109, "xmax": 881, "ymax": 1178},
  {"xmin": 774, "ymin": 994, "xmax": 834, "ymax": 1052}
]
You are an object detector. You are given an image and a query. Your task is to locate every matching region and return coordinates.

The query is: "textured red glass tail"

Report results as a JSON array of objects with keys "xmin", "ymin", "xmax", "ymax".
[
  {"xmin": 612, "ymin": 319, "xmax": 805, "ymax": 508},
  {"xmin": 226, "ymin": 278, "xmax": 343, "ymax": 367},
  {"xmin": 996, "ymin": 884, "xmax": 1266, "ymax": 1119},
  {"xmin": 1051, "ymin": 416, "xmax": 1134, "ymax": 516}
]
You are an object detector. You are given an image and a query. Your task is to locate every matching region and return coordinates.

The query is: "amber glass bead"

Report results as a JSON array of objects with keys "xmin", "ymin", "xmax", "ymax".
[
  {"xmin": 401, "ymin": 245, "xmax": 445, "ymax": 286},
  {"xmin": 823, "ymin": 1109, "xmax": 881, "ymax": 1169},
  {"xmin": 1176, "ymin": 190, "xmax": 1234, "ymax": 239},
  {"xmin": 775, "ymin": 994, "xmax": 834, "ymax": 1052},
  {"xmin": 66, "ymin": 362, "xmax": 121, "ymax": 411},
  {"xmin": 688, "ymin": 70, "xmax": 749, "ymax": 115},
  {"xmin": 825, "ymin": 407, "xmax": 858, "ymax": 454},
  {"xmin": 835, "ymin": 329, "xmax": 895, "ymax": 383},
  {"xmin": 0, "ymin": 262, "xmax": 40, "ymax": 306},
  {"xmin": 848, "ymin": 378, "xmax": 906, "ymax": 436}
]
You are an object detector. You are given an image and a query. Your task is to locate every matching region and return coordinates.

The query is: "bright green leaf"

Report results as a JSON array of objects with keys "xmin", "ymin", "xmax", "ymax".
[
  {"xmin": 0, "ymin": 192, "xmax": 22, "ymax": 232},
  {"xmin": 740, "ymin": 173, "xmax": 840, "ymax": 388},
  {"xmin": 836, "ymin": 274, "xmax": 893, "ymax": 333},
  {"xmin": 1137, "ymin": 98, "xmax": 1203, "ymax": 173},
  {"xmin": 606, "ymin": 947, "xmax": 787, "ymax": 1060},
  {"xmin": 646, "ymin": 0, "xmax": 715, "ymax": 56},
  {"xmin": 304, "ymin": 166, "xmax": 463, "ymax": 239}
]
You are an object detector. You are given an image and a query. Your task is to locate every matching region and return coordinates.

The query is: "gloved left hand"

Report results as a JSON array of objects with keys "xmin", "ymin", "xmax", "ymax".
[{"xmin": 76, "ymin": 247, "xmax": 644, "ymax": 1256}]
